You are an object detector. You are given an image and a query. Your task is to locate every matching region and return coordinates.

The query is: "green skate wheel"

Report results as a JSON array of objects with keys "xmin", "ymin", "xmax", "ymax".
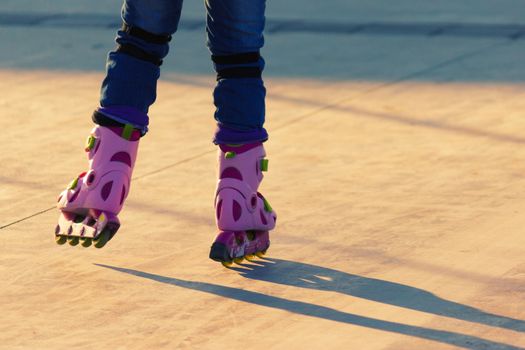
[
  {"xmin": 67, "ymin": 236, "xmax": 79, "ymax": 246},
  {"xmin": 233, "ymin": 257, "xmax": 244, "ymax": 264},
  {"xmin": 255, "ymin": 250, "xmax": 267, "ymax": 258},
  {"xmin": 55, "ymin": 235, "xmax": 67, "ymax": 245},
  {"xmin": 221, "ymin": 261, "xmax": 233, "ymax": 268},
  {"xmin": 245, "ymin": 254, "xmax": 256, "ymax": 261}
]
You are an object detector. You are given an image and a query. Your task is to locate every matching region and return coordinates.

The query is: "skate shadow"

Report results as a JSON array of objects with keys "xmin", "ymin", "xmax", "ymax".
[
  {"xmin": 96, "ymin": 263, "xmax": 524, "ymax": 350},
  {"xmin": 229, "ymin": 258, "xmax": 525, "ymax": 333}
]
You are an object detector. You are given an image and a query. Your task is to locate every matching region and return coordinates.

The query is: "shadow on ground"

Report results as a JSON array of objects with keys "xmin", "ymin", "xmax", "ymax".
[
  {"xmin": 1, "ymin": 10, "xmax": 525, "ymax": 82},
  {"xmin": 1, "ymin": 12, "xmax": 524, "ymax": 39},
  {"xmin": 96, "ymin": 261, "xmax": 525, "ymax": 350},
  {"xmin": 231, "ymin": 258, "xmax": 525, "ymax": 332}
]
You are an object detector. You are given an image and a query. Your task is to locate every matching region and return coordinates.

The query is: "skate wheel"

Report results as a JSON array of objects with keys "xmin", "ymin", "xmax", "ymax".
[
  {"xmin": 68, "ymin": 236, "xmax": 79, "ymax": 246},
  {"xmin": 55, "ymin": 235, "xmax": 67, "ymax": 245},
  {"xmin": 80, "ymin": 238, "xmax": 92, "ymax": 248},
  {"xmin": 255, "ymin": 250, "xmax": 267, "ymax": 258},
  {"xmin": 93, "ymin": 230, "xmax": 110, "ymax": 249},
  {"xmin": 221, "ymin": 261, "xmax": 233, "ymax": 268},
  {"xmin": 233, "ymin": 257, "xmax": 244, "ymax": 264}
]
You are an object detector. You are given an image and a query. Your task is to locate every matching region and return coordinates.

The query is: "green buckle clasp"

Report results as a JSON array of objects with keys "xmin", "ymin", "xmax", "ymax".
[
  {"xmin": 260, "ymin": 158, "xmax": 269, "ymax": 172},
  {"xmin": 85, "ymin": 135, "xmax": 96, "ymax": 152},
  {"xmin": 68, "ymin": 177, "xmax": 79, "ymax": 190},
  {"xmin": 121, "ymin": 124, "xmax": 134, "ymax": 140},
  {"xmin": 225, "ymin": 151, "xmax": 236, "ymax": 159},
  {"xmin": 262, "ymin": 197, "xmax": 273, "ymax": 213}
]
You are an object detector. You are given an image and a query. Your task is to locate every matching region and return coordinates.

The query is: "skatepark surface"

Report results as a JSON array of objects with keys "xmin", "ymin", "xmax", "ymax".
[{"xmin": 1, "ymin": 1, "xmax": 525, "ymax": 349}]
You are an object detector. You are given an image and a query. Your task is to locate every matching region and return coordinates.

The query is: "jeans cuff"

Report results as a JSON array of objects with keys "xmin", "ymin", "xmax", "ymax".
[
  {"xmin": 97, "ymin": 106, "xmax": 149, "ymax": 135},
  {"xmin": 213, "ymin": 124, "xmax": 268, "ymax": 145}
]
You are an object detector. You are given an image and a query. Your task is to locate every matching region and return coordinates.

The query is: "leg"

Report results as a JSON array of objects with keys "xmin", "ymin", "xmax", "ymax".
[
  {"xmin": 206, "ymin": 0, "xmax": 276, "ymax": 266},
  {"xmin": 97, "ymin": 0, "xmax": 184, "ymax": 134},
  {"xmin": 55, "ymin": 0, "xmax": 183, "ymax": 248},
  {"xmin": 205, "ymin": 0, "xmax": 267, "ymax": 144}
]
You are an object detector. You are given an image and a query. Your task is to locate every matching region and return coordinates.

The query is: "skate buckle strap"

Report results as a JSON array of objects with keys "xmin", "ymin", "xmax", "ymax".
[
  {"xmin": 67, "ymin": 171, "xmax": 87, "ymax": 190},
  {"xmin": 225, "ymin": 151, "xmax": 236, "ymax": 159},
  {"xmin": 68, "ymin": 177, "xmax": 79, "ymax": 190},
  {"xmin": 121, "ymin": 124, "xmax": 134, "ymax": 140},
  {"xmin": 85, "ymin": 135, "xmax": 96, "ymax": 151},
  {"xmin": 263, "ymin": 197, "xmax": 273, "ymax": 213},
  {"xmin": 260, "ymin": 158, "xmax": 269, "ymax": 172}
]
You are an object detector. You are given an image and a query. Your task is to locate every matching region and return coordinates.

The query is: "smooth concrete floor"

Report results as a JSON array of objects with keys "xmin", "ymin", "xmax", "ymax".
[{"xmin": 1, "ymin": 2, "xmax": 525, "ymax": 349}]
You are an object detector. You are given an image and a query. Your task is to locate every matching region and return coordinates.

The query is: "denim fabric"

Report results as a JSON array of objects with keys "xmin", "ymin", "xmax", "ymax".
[
  {"xmin": 206, "ymin": 0, "xmax": 268, "ymax": 143},
  {"xmin": 100, "ymin": 0, "xmax": 183, "ymax": 119},
  {"xmin": 100, "ymin": 0, "xmax": 268, "ymax": 144}
]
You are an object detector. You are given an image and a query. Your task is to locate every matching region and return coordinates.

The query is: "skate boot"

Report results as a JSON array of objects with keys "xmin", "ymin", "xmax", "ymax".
[
  {"xmin": 209, "ymin": 143, "xmax": 277, "ymax": 267},
  {"xmin": 55, "ymin": 124, "xmax": 140, "ymax": 248}
]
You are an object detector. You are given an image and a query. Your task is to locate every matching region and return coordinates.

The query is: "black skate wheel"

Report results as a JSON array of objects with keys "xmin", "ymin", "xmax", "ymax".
[
  {"xmin": 55, "ymin": 235, "xmax": 67, "ymax": 245},
  {"xmin": 93, "ymin": 230, "xmax": 110, "ymax": 249},
  {"xmin": 209, "ymin": 242, "xmax": 232, "ymax": 262},
  {"xmin": 80, "ymin": 237, "xmax": 92, "ymax": 248},
  {"xmin": 68, "ymin": 236, "xmax": 79, "ymax": 246}
]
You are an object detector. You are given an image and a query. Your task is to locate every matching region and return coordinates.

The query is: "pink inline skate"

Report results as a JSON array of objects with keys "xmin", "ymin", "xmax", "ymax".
[
  {"xmin": 209, "ymin": 143, "xmax": 277, "ymax": 267},
  {"xmin": 55, "ymin": 124, "xmax": 140, "ymax": 248}
]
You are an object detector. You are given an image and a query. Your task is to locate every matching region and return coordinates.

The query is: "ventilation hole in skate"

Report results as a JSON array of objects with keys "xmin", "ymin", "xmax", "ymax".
[
  {"xmin": 216, "ymin": 199, "xmax": 223, "ymax": 220},
  {"xmin": 233, "ymin": 200, "xmax": 242, "ymax": 222},
  {"xmin": 55, "ymin": 225, "xmax": 61, "ymax": 234},
  {"xmin": 86, "ymin": 217, "xmax": 97, "ymax": 227},
  {"xmin": 110, "ymin": 151, "xmax": 132, "ymax": 167},
  {"xmin": 101, "ymin": 181, "xmax": 114, "ymax": 201},
  {"xmin": 86, "ymin": 172, "xmax": 96, "ymax": 185},
  {"xmin": 251, "ymin": 196, "xmax": 257, "ymax": 208},
  {"xmin": 220, "ymin": 167, "xmax": 243, "ymax": 180},
  {"xmin": 73, "ymin": 214, "xmax": 85, "ymax": 223},
  {"xmin": 260, "ymin": 209, "xmax": 268, "ymax": 225},
  {"xmin": 120, "ymin": 185, "xmax": 126, "ymax": 205},
  {"xmin": 68, "ymin": 188, "xmax": 80, "ymax": 203},
  {"xmin": 234, "ymin": 232, "xmax": 245, "ymax": 245}
]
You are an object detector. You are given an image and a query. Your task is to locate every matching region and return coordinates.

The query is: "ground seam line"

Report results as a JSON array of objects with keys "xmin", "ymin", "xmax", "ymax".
[{"xmin": 0, "ymin": 150, "xmax": 214, "ymax": 230}]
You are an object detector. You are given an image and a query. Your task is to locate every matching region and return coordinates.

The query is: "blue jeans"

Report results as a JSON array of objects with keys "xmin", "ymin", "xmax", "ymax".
[{"xmin": 99, "ymin": 0, "xmax": 268, "ymax": 144}]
